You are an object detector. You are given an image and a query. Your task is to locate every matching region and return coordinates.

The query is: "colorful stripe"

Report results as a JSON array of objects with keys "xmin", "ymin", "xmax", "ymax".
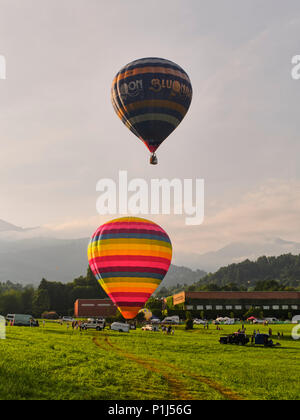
[
  {"xmin": 88, "ymin": 217, "xmax": 172, "ymax": 319},
  {"xmin": 111, "ymin": 57, "xmax": 192, "ymax": 154}
]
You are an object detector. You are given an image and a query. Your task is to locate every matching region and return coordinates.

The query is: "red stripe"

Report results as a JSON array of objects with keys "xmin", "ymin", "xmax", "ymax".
[
  {"xmin": 102, "ymin": 222, "xmax": 162, "ymax": 230},
  {"xmin": 109, "ymin": 292, "xmax": 152, "ymax": 298},
  {"xmin": 92, "ymin": 255, "xmax": 171, "ymax": 264},
  {"xmin": 100, "ymin": 228, "xmax": 168, "ymax": 237}
]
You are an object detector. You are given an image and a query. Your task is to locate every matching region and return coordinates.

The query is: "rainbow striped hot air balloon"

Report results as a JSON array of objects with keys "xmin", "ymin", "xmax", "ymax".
[
  {"xmin": 111, "ymin": 57, "xmax": 193, "ymax": 164},
  {"xmin": 87, "ymin": 217, "xmax": 172, "ymax": 319}
]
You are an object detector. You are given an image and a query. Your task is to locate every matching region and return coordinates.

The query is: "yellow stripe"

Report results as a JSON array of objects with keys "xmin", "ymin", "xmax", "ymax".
[
  {"xmin": 113, "ymin": 66, "xmax": 190, "ymax": 84},
  {"xmin": 88, "ymin": 247, "xmax": 172, "ymax": 259},
  {"xmin": 90, "ymin": 238, "xmax": 172, "ymax": 247},
  {"xmin": 129, "ymin": 113, "xmax": 180, "ymax": 127},
  {"xmin": 104, "ymin": 282, "xmax": 159, "ymax": 289},
  {"xmin": 115, "ymin": 100, "xmax": 187, "ymax": 120}
]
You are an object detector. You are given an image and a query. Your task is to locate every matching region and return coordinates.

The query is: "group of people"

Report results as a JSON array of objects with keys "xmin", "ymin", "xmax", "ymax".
[{"xmin": 161, "ymin": 325, "xmax": 174, "ymax": 335}]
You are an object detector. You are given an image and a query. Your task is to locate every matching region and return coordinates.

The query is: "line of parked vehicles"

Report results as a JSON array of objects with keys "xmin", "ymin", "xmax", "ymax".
[{"xmin": 4, "ymin": 314, "xmax": 182, "ymax": 333}]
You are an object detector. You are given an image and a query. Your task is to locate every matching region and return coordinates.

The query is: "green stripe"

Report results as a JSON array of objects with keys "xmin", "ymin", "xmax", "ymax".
[
  {"xmin": 129, "ymin": 113, "xmax": 180, "ymax": 127},
  {"xmin": 90, "ymin": 239, "xmax": 172, "ymax": 249}
]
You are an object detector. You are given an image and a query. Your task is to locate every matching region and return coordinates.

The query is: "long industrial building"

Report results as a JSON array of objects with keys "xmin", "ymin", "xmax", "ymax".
[{"xmin": 171, "ymin": 291, "xmax": 300, "ymax": 316}]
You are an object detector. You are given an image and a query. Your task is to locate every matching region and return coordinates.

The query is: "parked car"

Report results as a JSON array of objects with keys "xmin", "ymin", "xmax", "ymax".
[
  {"xmin": 82, "ymin": 319, "xmax": 105, "ymax": 331},
  {"xmin": 193, "ymin": 319, "xmax": 206, "ymax": 325},
  {"xmin": 264, "ymin": 317, "xmax": 279, "ymax": 324},
  {"xmin": 61, "ymin": 316, "xmax": 75, "ymax": 323},
  {"xmin": 110, "ymin": 322, "xmax": 130, "ymax": 333},
  {"xmin": 6, "ymin": 314, "xmax": 38, "ymax": 327},
  {"xmin": 151, "ymin": 318, "xmax": 161, "ymax": 324},
  {"xmin": 224, "ymin": 319, "xmax": 235, "ymax": 325},
  {"xmin": 141, "ymin": 324, "xmax": 159, "ymax": 331},
  {"xmin": 219, "ymin": 332, "xmax": 249, "ymax": 346},
  {"xmin": 254, "ymin": 333, "xmax": 280, "ymax": 347},
  {"xmin": 161, "ymin": 316, "xmax": 180, "ymax": 324},
  {"xmin": 253, "ymin": 319, "xmax": 265, "ymax": 324}
]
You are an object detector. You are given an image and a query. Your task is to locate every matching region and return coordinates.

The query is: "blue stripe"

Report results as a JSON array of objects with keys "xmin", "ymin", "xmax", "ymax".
[{"xmin": 91, "ymin": 233, "xmax": 171, "ymax": 243}]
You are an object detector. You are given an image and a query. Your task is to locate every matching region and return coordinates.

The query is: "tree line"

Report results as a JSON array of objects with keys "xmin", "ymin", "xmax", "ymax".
[
  {"xmin": 0, "ymin": 268, "xmax": 107, "ymax": 317},
  {"xmin": 193, "ymin": 254, "xmax": 300, "ymax": 290}
]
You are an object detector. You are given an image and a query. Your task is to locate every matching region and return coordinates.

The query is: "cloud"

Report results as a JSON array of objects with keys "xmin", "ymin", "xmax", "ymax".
[{"xmin": 42, "ymin": 179, "xmax": 300, "ymax": 261}]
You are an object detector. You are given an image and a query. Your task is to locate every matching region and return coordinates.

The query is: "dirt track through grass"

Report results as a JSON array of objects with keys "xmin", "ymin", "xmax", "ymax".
[{"xmin": 93, "ymin": 333, "xmax": 244, "ymax": 400}]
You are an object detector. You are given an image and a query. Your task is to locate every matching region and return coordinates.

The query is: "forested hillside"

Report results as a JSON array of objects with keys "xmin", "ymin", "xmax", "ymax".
[{"xmin": 190, "ymin": 254, "xmax": 300, "ymax": 290}]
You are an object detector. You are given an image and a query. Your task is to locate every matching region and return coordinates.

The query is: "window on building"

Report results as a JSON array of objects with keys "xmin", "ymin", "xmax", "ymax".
[
  {"xmin": 197, "ymin": 305, "xmax": 204, "ymax": 310},
  {"xmin": 226, "ymin": 305, "xmax": 232, "ymax": 310},
  {"xmin": 291, "ymin": 305, "xmax": 298, "ymax": 310},
  {"xmin": 282, "ymin": 305, "xmax": 288, "ymax": 310},
  {"xmin": 186, "ymin": 305, "xmax": 193, "ymax": 310},
  {"xmin": 216, "ymin": 305, "xmax": 223, "ymax": 310},
  {"xmin": 272, "ymin": 305, "xmax": 279, "ymax": 310},
  {"xmin": 263, "ymin": 306, "xmax": 270, "ymax": 310},
  {"xmin": 206, "ymin": 305, "xmax": 212, "ymax": 310},
  {"xmin": 235, "ymin": 305, "xmax": 242, "ymax": 310}
]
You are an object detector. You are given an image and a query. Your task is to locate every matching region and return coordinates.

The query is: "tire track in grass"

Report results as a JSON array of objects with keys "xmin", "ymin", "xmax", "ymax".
[
  {"xmin": 93, "ymin": 334, "xmax": 243, "ymax": 400},
  {"xmin": 104, "ymin": 336, "xmax": 243, "ymax": 400},
  {"xmin": 93, "ymin": 335, "xmax": 195, "ymax": 400}
]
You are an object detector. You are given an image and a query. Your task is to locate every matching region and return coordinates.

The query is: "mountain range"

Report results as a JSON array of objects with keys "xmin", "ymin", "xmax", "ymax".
[
  {"xmin": 1, "ymin": 219, "xmax": 300, "ymax": 286},
  {"xmin": 0, "ymin": 220, "xmax": 206, "ymax": 287}
]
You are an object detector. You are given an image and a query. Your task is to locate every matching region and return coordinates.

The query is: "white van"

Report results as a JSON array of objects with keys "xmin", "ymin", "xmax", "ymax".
[
  {"xmin": 61, "ymin": 316, "xmax": 75, "ymax": 322},
  {"xmin": 265, "ymin": 317, "xmax": 279, "ymax": 324},
  {"xmin": 224, "ymin": 319, "xmax": 235, "ymax": 325},
  {"xmin": 6, "ymin": 314, "xmax": 37, "ymax": 326},
  {"xmin": 110, "ymin": 322, "xmax": 130, "ymax": 332},
  {"xmin": 162, "ymin": 316, "xmax": 180, "ymax": 324}
]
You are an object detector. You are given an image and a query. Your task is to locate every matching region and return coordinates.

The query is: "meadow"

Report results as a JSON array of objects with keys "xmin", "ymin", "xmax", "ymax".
[{"xmin": 0, "ymin": 322, "xmax": 299, "ymax": 400}]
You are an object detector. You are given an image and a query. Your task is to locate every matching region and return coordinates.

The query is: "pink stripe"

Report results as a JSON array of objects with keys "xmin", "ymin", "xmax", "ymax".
[
  {"xmin": 90, "ymin": 260, "xmax": 170, "ymax": 270},
  {"xmin": 102, "ymin": 222, "xmax": 164, "ymax": 232},
  {"xmin": 110, "ymin": 295, "xmax": 150, "ymax": 303}
]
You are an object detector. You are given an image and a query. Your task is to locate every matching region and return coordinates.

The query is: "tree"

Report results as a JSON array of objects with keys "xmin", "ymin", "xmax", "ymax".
[
  {"xmin": 244, "ymin": 306, "xmax": 264, "ymax": 320},
  {"xmin": 32, "ymin": 289, "xmax": 50, "ymax": 317}
]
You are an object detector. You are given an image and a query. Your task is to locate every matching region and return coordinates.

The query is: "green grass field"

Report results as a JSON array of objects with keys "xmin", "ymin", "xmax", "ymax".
[{"xmin": 0, "ymin": 322, "xmax": 299, "ymax": 400}]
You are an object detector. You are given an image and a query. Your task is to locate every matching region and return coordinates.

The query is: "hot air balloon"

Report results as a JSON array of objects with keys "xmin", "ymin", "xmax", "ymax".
[
  {"xmin": 138, "ymin": 308, "xmax": 153, "ymax": 321},
  {"xmin": 87, "ymin": 217, "xmax": 172, "ymax": 319},
  {"xmin": 111, "ymin": 57, "xmax": 192, "ymax": 165}
]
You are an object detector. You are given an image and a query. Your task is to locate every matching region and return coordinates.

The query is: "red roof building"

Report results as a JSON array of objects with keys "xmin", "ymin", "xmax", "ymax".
[{"xmin": 74, "ymin": 299, "xmax": 117, "ymax": 318}]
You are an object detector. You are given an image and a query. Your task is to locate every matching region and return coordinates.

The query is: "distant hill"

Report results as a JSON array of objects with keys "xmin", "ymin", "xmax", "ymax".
[
  {"xmin": 179, "ymin": 238, "xmax": 300, "ymax": 272},
  {"xmin": 0, "ymin": 220, "xmax": 206, "ymax": 287},
  {"xmin": 191, "ymin": 254, "xmax": 300, "ymax": 289},
  {"xmin": 159, "ymin": 265, "xmax": 206, "ymax": 290}
]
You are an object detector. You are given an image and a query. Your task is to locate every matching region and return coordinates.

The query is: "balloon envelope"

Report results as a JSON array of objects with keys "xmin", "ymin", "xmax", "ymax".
[
  {"xmin": 111, "ymin": 57, "xmax": 192, "ymax": 155},
  {"xmin": 139, "ymin": 308, "xmax": 153, "ymax": 321},
  {"xmin": 88, "ymin": 217, "xmax": 172, "ymax": 319}
]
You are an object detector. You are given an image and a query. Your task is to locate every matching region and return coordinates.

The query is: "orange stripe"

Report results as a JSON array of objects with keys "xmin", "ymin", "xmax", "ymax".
[
  {"xmin": 113, "ymin": 66, "xmax": 190, "ymax": 84},
  {"xmin": 115, "ymin": 99, "xmax": 187, "ymax": 120},
  {"xmin": 90, "ymin": 250, "xmax": 172, "ymax": 259}
]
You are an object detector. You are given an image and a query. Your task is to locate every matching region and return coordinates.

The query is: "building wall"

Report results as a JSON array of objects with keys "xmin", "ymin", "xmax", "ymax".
[
  {"xmin": 172, "ymin": 291, "xmax": 300, "ymax": 315},
  {"xmin": 74, "ymin": 299, "xmax": 117, "ymax": 318}
]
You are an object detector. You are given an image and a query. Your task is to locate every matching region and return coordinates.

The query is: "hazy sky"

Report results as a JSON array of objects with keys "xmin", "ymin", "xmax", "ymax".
[{"xmin": 0, "ymin": 0, "xmax": 300, "ymax": 263}]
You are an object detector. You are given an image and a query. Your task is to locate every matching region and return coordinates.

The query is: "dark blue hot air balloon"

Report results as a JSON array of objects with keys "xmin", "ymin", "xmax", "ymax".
[{"xmin": 111, "ymin": 57, "xmax": 193, "ymax": 164}]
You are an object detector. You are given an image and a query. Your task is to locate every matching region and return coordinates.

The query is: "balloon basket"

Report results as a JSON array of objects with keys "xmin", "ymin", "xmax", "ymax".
[{"xmin": 150, "ymin": 153, "xmax": 158, "ymax": 165}]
